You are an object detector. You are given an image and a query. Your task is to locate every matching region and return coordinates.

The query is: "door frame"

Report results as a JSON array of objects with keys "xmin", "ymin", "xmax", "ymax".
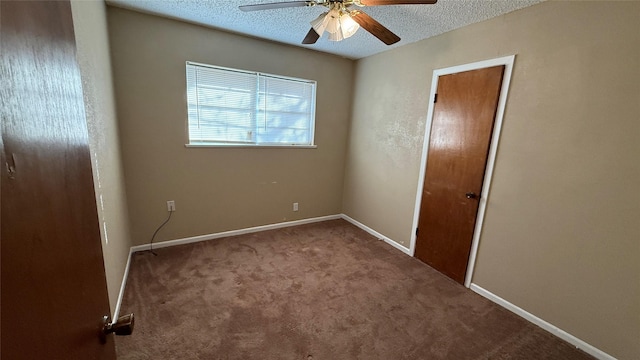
[{"xmin": 409, "ymin": 55, "xmax": 516, "ymax": 288}]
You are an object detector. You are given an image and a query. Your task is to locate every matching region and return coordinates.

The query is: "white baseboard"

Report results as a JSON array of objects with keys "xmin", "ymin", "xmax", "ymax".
[
  {"xmin": 113, "ymin": 247, "xmax": 133, "ymax": 319},
  {"xmin": 130, "ymin": 214, "xmax": 342, "ymax": 253},
  {"xmin": 470, "ymin": 284, "xmax": 615, "ymax": 360},
  {"xmin": 341, "ymin": 214, "xmax": 412, "ymax": 256}
]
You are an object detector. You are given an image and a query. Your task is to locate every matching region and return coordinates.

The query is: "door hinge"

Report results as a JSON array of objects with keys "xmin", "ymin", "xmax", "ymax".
[
  {"xmin": 433, "ymin": 94, "xmax": 438, "ymax": 103},
  {"xmin": 415, "ymin": 227, "xmax": 419, "ymax": 237}
]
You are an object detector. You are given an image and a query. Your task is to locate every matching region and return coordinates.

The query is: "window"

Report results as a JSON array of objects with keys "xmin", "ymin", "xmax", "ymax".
[{"xmin": 185, "ymin": 61, "xmax": 317, "ymax": 147}]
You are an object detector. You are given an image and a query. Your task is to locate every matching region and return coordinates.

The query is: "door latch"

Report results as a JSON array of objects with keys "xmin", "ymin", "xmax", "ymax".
[
  {"xmin": 465, "ymin": 192, "xmax": 479, "ymax": 200},
  {"xmin": 100, "ymin": 313, "xmax": 134, "ymax": 343}
]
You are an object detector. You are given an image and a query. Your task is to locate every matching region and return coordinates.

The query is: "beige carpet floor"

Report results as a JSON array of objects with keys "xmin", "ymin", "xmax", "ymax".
[{"xmin": 115, "ymin": 219, "xmax": 593, "ymax": 359}]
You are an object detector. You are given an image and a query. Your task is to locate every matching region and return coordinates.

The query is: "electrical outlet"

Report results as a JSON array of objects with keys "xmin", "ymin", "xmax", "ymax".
[
  {"xmin": 293, "ymin": 202, "xmax": 299, "ymax": 212},
  {"xmin": 167, "ymin": 200, "xmax": 176, "ymax": 212}
]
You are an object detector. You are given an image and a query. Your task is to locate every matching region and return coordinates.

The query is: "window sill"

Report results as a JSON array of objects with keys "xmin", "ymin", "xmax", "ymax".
[{"xmin": 185, "ymin": 144, "xmax": 318, "ymax": 149}]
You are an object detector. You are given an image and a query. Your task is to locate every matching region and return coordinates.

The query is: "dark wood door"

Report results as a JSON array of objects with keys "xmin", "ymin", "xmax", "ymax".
[
  {"xmin": 415, "ymin": 65, "xmax": 504, "ymax": 284},
  {"xmin": 1, "ymin": 1, "xmax": 117, "ymax": 359}
]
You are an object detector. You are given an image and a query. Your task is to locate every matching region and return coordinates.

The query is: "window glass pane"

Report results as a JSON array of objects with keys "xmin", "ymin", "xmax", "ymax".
[
  {"xmin": 186, "ymin": 62, "xmax": 315, "ymax": 146},
  {"xmin": 255, "ymin": 75, "xmax": 313, "ymax": 144}
]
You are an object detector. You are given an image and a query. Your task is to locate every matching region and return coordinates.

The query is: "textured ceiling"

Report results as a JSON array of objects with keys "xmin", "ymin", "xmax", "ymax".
[{"xmin": 105, "ymin": 0, "xmax": 544, "ymax": 59}]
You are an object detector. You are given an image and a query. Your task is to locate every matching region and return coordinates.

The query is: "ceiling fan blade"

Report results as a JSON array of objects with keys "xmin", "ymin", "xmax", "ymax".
[
  {"xmin": 239, "ymin": 1, "xmax": 311, "ymax": 12},
  {"xmin": 350, "ymin": 10, "xmax": 400, "ymax": 45},
  {"xmin": 359, "ymin": 0, "xmax": 437, "ymax": 5},
  {"xmin": 302, "ymin": 28, "xmax": 320, "ymax": 44}
]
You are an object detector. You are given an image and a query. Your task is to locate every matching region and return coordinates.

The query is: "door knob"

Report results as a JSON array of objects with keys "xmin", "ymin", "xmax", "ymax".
[
  {"xmin": 465, "ymin": 192, "xmax": 478, "ymax": 199},
  {"xmin": 100, "ymin": 313, "xmax": 134, "ymax": 343}
]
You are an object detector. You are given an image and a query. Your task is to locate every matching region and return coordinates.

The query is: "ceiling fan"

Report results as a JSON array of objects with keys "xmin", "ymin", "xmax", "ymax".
[{"xmin": 239, "ymin": 0, "xmax": 437, "ymax": 45}]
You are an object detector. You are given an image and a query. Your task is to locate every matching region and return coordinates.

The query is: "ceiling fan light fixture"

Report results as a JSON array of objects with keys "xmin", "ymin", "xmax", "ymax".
[
  {"xmin": 312, "ymin": 8, "xmax": 360, "ymax": 42},
  {"xmin": 339, "ymin": 13, "xmax": 360, "ymax": 39},
  {"xmin": 324, "ymin": 8, "xmax": 342, "ymax": 35},
  {"xmin": 328, "ymin": 12, "xmax": 359, "ymax": 41},
  {"xmin": 328, "ymin": 29, "xmax": 344, "ymax": 41},
  {"xmin": 310, "ymin": 11, "xmax": 329, "ymax": 35}
]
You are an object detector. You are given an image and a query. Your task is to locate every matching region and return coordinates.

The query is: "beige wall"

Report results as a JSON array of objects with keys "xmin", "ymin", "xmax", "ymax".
[
  {"xmin": 71, "ymin": 0, "xmax": 133, "ymax": 315},
  {"xmin": 107, "ymin": 8, "xmax": 353, "ymax": 246},
  {"xmin": 343, "ymin": 1, "xmax": 639, "ymax": 359}
]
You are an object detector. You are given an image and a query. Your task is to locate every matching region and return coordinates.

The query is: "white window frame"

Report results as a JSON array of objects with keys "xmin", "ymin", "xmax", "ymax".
[{"xmin": 184, "ymin": 61, "xmax": 317, "ymax": 148}]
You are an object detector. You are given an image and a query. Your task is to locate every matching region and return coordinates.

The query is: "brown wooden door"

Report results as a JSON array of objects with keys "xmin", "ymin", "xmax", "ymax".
[
  {"xmin": 414, "ymin": 65, "xmax": 504, "ymax": 284},
  {"xmin": 1, "ymin": 1, "xmax": 117, "ymax": 359}
]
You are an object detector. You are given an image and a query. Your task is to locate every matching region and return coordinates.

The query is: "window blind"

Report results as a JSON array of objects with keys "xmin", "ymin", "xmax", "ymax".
[{"xmin": 186, "ymin": 62, "xmax": 316, "ymax": 146}]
